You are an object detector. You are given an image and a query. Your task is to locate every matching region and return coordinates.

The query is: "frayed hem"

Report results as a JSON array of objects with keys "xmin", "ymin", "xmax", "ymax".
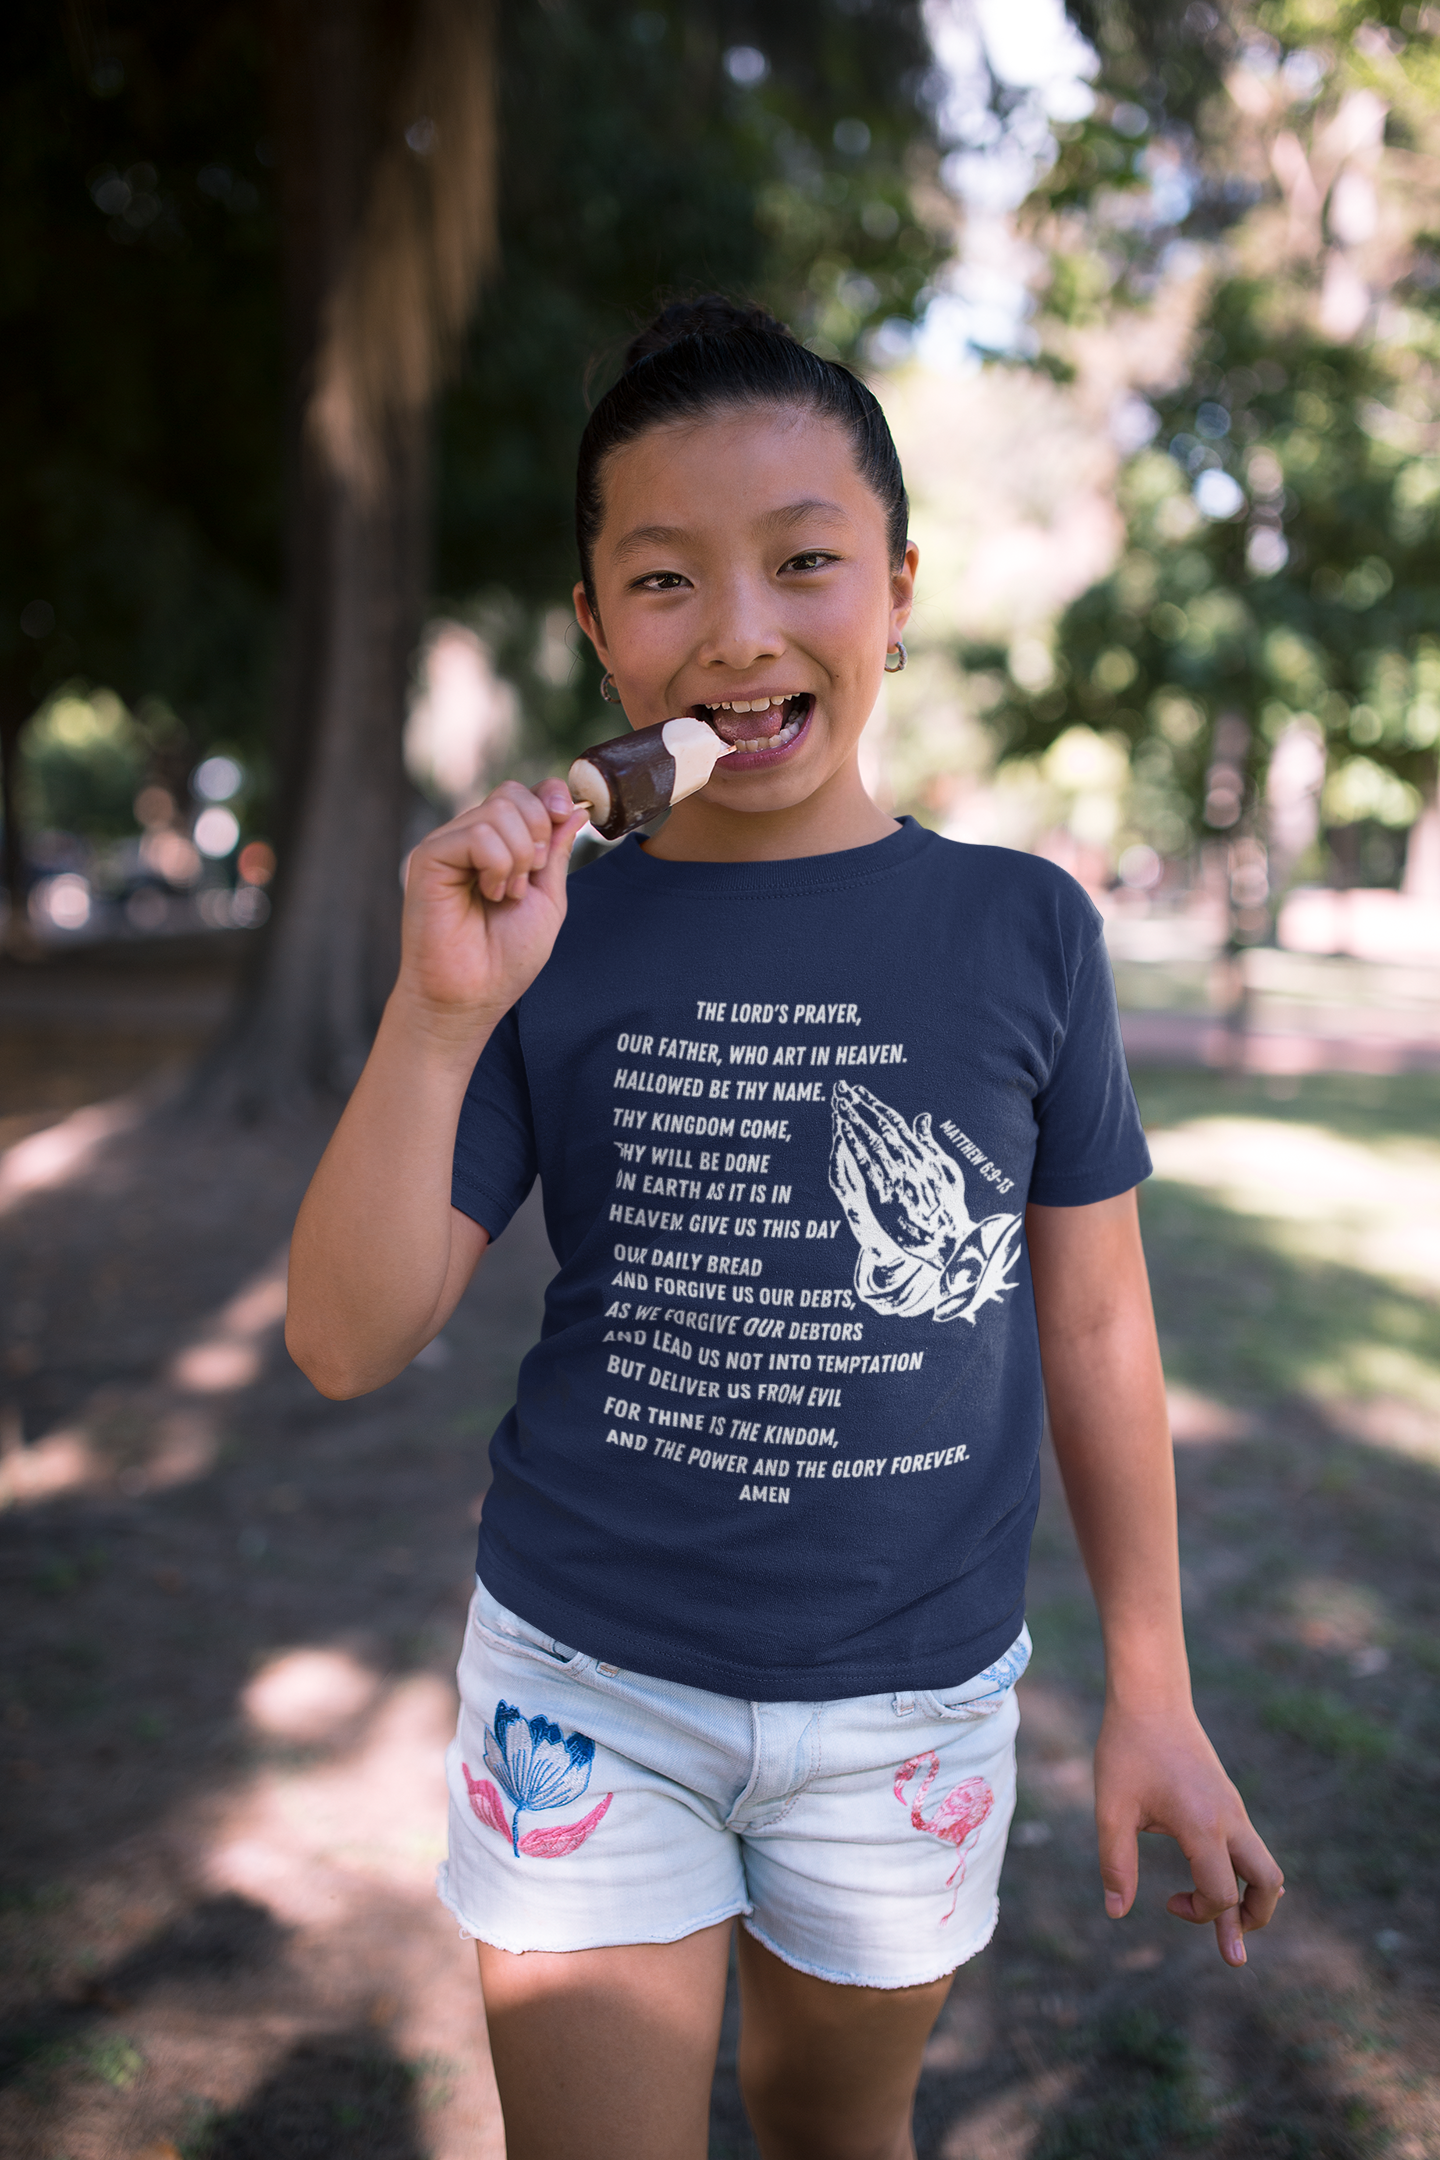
[{"xmin": 739, "ymin": 1898, "xmax": 1000, "ymax": 1991}]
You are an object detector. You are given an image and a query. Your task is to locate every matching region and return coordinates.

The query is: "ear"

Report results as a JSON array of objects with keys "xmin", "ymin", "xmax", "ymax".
[
  {"xmin": 573, "ymin": 582, "xmax": 612, "ymax": 671},
  {"xmin": 890, "ymin": 539, "xmax": 919, "ymax": 645}
]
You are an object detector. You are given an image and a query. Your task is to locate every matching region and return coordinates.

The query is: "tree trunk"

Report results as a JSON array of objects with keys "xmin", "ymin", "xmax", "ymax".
[
  {"xmin": 234, "ymin": 416, "xmax": 426, "ymax": 1101},
  {"xmin": 0, "ymin": 681, "xmax": 27, "ymax": 954},
  {"xmin": 203, "ymin": 0, "xmax": 492, "ymax": 1113}
]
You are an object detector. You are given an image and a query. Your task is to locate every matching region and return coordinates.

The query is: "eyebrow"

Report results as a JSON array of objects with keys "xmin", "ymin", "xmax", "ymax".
[{"xmin": 610, "ymin": 499, "xmax": 851, "ymax": 561}]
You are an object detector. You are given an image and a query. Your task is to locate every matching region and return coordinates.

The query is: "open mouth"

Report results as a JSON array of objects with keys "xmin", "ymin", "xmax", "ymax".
[{"xmin": 693, "ymin": 693, "xmax": 813, "ymax": 757}]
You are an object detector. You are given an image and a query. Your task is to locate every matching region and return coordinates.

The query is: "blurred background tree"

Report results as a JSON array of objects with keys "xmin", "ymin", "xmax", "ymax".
[
  {"xmin": 1, "ymin": 2, "xmax": 282, "ymax": 935},
  {"xmin": 961, "ymin": 0, "xmax": 1440, "ymax": 932},
  {"xmin": 3, "ymin": 0, "xmax": 948, "ymax": 1100}
]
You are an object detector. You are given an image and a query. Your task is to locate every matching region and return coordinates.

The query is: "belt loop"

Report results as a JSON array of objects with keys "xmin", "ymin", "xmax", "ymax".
[{"xmin": 893, "ymin": 1691, "xmax": 915, "ymax": 1717}]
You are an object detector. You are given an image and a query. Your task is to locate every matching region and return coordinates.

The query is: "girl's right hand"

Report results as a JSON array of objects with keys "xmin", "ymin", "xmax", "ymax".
[{"xmin": 396, "ymin": 779, "xmax": 589, "ymax": 1039}]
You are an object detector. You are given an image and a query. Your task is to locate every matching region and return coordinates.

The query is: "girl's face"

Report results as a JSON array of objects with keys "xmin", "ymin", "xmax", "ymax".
[{"xmin": 574, "ymin": 404, "xmax": 917, "ymax": 833}]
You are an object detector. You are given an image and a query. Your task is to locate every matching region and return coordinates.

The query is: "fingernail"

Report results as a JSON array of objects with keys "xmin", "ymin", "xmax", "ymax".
[{"xmin": 1105, "ymin": 1892, "xmax": 1124, "ymax": 1918}]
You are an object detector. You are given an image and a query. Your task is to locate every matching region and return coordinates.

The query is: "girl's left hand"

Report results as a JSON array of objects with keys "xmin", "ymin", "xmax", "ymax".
[{"xmin": 1093, "ymin": 1703, "xmax": 1284, "ymax": 1966}]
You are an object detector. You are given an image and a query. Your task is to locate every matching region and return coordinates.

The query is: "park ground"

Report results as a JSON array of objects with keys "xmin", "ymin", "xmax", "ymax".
[{"xmin": 1, "ymin": 934, "xmax": 1438, "ymax": 2160}]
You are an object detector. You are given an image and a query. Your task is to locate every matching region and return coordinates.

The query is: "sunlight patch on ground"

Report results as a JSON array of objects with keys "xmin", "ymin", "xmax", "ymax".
[
  {"xmin": 0, "ymin": 1246, "xmax": 288, "ymax": 1510},
  {"xmin": 1145, "ymin": 1115, "xmax": 1440, "ymax": 1459},
  {"xmin": 242, "ymin": 1647, "xmax": 384, "ymax": 1742},
  {"xmin": 197, "ymin": 1670, "xmax": 504, "ymax": 2160},
  {"xmin": 1279, "ymin": 1576, "xmax": 1391, "ymax": 1662},
  {"xmin": 0, "ymin": 1403, "xmax": 219, "ymax": 1509},
  {"xmin": 0, "ymin": 1094, "xmax": 146, "ymax": 1213},
  {"xmin": 1331, "ymin": 1392, "xmax": 1440, "ymax": 1470},
  {"xmin": 1145, "ymin": 1118, "xmax": 1440, "ymax": 1298},
  {"xmin": 1165, "ymin": 1384, "xmax": 1257, "ymax": 1443},
  {"xmin": 209, "ymin": 1673, "xmax": 458, "ymax": 1920},
  {"xmin": 164, "ymin": 1245, "xmax": 289, "ymax": 1393}
]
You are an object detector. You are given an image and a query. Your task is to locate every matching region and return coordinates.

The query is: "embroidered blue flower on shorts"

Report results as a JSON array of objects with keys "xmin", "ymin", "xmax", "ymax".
[{"xmin": 478, "ymin": 1699, "xmax": 604, "ymax": 1856}]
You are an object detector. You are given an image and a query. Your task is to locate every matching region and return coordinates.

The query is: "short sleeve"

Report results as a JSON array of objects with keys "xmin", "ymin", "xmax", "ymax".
[
  {"xmin": 1028, "ymin": 934, "xmax": 1151, "ymax": 1207},
  {"xmin": 451, "ymin": 1005, "xmax": 538, "ymax": 1237}
]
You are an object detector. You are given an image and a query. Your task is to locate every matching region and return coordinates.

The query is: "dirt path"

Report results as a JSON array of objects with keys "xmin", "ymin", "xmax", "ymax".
[{"xmin": 2, "ymin": 996, "xmax": 1437, "ymax": 2158}]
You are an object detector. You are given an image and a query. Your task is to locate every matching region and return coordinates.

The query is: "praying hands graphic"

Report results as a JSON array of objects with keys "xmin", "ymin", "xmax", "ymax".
[{"xmin": 828, "ymin": 1081, "xmax": 1022, "ymax": 1325}]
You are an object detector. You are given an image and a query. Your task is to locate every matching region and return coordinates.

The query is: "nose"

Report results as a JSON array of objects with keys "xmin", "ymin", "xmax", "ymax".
[{"xmin": 693, "ymin": 567, "xmax": 784, "ymax": 675}]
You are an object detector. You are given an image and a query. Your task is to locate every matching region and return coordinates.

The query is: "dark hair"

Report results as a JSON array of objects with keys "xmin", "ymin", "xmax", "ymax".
[{"xmin": 575, "ymin": 296, "xmax": 909, "ymax": 603}]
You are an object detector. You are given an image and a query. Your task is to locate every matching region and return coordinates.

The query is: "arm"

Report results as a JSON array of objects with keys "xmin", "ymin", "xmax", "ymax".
[
  {"xmin": 1025, "ymin": 1189, "xmax": 1284, "ymax": 1966},
  {"xmin": 285, "ymin": 779, "xmax": 586, "ymax": 1398}
]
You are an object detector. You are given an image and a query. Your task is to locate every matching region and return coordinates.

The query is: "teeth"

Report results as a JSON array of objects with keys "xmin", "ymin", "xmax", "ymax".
[
  {"xmin": 708, "ymin": 696, "xmax": 800, "ymax": 714},
  {"xmin": 732, "ymin": 717, "xmax": 802, "ymax": 753}
]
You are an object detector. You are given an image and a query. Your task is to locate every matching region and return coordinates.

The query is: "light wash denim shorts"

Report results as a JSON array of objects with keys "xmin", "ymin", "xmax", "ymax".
[{"xmin": 437, "ymin": 1576, "xmax": 1030, "ymax": 1990}]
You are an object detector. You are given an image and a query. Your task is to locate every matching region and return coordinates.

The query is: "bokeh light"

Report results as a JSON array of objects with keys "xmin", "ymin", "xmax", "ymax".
[
  {"xmin": 134, "ymin": 785, "xmax": 176, "ymax": 830},
  {"xmin": 1117, "ymin": 843, "xmax": 1163, "ymax": 890},
  {"xmin": 230, "ymin": 886, "xmax": 270, "ymax": 926},
  {"xmin": 140, "ymin": 828, "xmax": 202, "ymax": 885},
  {"xmin": 194, "ymin": 806, "xmax": 241, "ymax": 858},
  {"xmin": 193, "ymin": 754, "xmax": 244, "ymax": 802},
  {"xmin": 28, "ymin": 873, "xmax": 92, "ymax": 931},
  {"xmin": 237, "ymin": 839, "xmax": 276, "ymax": 886}
]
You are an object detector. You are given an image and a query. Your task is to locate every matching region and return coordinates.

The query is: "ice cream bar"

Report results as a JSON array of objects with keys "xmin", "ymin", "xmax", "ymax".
[{"xmin": 567, "ymin": 716, "xmax": 734, "ymax": 840}]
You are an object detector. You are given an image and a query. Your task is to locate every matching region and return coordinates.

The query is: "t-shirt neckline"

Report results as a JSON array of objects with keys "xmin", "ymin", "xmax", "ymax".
[{"xmin": 603, "ymin": 813, "xmax": 935, "ymax": 897}]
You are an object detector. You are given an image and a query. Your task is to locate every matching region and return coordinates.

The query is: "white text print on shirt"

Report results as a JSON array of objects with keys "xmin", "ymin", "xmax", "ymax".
[{"xmin": 828, "ymin": 1081, "xmax": 1022, "ymax": 1326}]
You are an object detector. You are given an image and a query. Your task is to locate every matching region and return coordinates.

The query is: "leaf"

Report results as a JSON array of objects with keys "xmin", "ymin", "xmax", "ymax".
[
  {"xmin": 517, "ymin": 1791, "xmax": 613, "ymax": 1858},
  {"xmin": 461, "ymin": 1765, "xmax": 511, "ymax": 1839}
]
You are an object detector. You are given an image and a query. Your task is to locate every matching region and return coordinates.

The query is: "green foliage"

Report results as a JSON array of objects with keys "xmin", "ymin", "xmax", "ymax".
[
  {"xmin": 4, "ymin": 0, "xmax": 947, "ymax": 822},
  {"xmin": 1033, "ymin": 2009, "xmax": 1211, "ymax": 2158},
  {"xmin": 971, "ymin": 291, "xmax": 1440, "ymax": 853},
  {"xmin": 0, "ymin": 2025, "xmax": 145, "ymax": 2093},
  {"xmin": 969, "ymin": 0, "xmax": 1440, "ymax": 868},
  {"xmin": 19, "ymin": 689, "xmax": 148, "ymax": 839},
  {"xmin": 1262, "ymin": 1687, "xmax": 1394, "ymax": 1762}
]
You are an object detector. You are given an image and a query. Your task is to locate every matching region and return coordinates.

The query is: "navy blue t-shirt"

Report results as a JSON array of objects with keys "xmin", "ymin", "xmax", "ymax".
[{"xmin": 452, "ymin": 818, "xmax": 1150, "ymax": 1701}]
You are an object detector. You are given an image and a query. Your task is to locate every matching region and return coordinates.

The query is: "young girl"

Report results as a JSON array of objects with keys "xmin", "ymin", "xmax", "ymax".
[{"xmin": 286, "ymin": 296, "xmax": 1283, "ymax": 2160}]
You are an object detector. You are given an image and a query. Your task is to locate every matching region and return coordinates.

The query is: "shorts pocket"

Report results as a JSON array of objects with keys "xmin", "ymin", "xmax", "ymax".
[
  {"xmin": 918, "ymin": 1625, "xmax": 1031, "ymax": 1722},
  {"xmin": 469, "ymin": 1579, "xmax": 592, "ymax": 1676}
]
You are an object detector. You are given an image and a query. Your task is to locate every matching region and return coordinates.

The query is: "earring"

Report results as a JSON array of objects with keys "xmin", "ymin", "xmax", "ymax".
[
  {"xmin": 884, "ymin": 641, "xmax": 907, "ymax": 673},
  {"xmin": 600, "ymin": 673, "xmax": 621, "ymax": 703}
]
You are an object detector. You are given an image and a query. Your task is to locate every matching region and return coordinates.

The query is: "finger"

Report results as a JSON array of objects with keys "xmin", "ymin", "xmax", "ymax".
[
  {"xmin": 424, "ymin": 803, "xmax": 528, "ymax": 897},
  {"xmin": 1096, "ymin": 1813, "xmax": 1139, "ymax": 1920},
  {"xmin": 491, "ymin": 780, "xmax": 561, "ymax": 856},
  {"xmin": 484, "ymin": 795, "xmax": 553, "ymax": 877},
  {"xmin": 1215, "ymin": 1903, "xmax": 1246, "ymax": 1967},
  {"xmin": 870, "ymin": 1098, "xmax": 927, "ymax": 1166},
  {"xmin": 533, "ymin": 804, "xmax": 589, "ymax": 906},
  {"xmin": 1166, "ymin": 1844, "xmax": 1246, "ymax": 1966},
  {"xmin": 535, "ymin": 776, "xmax": 582, "ymax": 824},
  {"xmin": 1164, "ymin": 1870, "xmax": 1240, "ymax": 1928},
  {"xmin": 1231, "ymin": 1826, "xmax": 1285, "ymax": 1933},
  {"xmin": 1165, "ymin": 1836, "xmax": 1243, "ymax": 1962},
  {"xmin": 453, "ymin": 819, "xmax": 526, "ymax": 902},
  {"xmin": 475, "ymin": 805, "xmax": 549, "ymax": 904},
  {"xmin": 1164, "ymin": 1885, "xmax": 1246, "ymax": 1973}
]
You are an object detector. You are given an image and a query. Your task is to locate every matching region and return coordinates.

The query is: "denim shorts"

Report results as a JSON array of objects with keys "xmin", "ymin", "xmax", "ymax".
[{"xmin": 437, "ymin": 1577, "xmax": 1029, "ymax": 1990}]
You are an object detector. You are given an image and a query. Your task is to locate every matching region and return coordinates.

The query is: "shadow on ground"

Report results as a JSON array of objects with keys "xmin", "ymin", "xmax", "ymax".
[{"xmin": 1, "ymin": 983, "xmax": 1437, "ymax": 2157}]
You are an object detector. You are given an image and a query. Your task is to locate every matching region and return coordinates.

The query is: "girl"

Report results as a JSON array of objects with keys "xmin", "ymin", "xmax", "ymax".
[{"xmin": 286, "ymin": 296, "xmax": 1282, "ymax": 2160}]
